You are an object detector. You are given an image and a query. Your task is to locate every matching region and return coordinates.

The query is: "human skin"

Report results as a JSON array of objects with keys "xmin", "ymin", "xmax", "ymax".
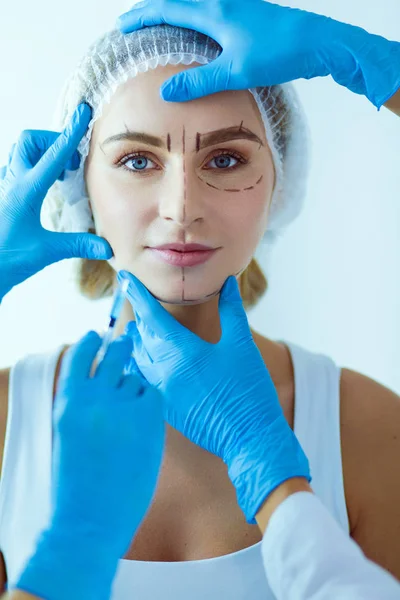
[
  {"xmin": 4, "ymin": 80, "xmax": 400, "ymax": 600},
  {"xmin": 0, "ymin": 479, "xmax": 313, "ymax": 600},
  {"xmin": 84, "ymin": 62, "xmax": 275, "ymax": 342}
]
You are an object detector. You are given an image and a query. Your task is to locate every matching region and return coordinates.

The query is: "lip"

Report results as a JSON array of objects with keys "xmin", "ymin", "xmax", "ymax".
[
  {"xmin": 151, "ymin": 243, "xmax": 215, "ymax": 252},
  {"xmin": 147, "ymin": 247, "xmax": 219, "ymax": 267}
]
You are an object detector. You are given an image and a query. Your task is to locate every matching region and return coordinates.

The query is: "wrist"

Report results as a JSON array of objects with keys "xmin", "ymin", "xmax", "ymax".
[
  {"xmin": 318, "ymin": 19, "xmax": 400, "ymax": 108},
  {"xmin": 226, "ymin": 415, "xmax": 310, "ymax": 524},
  {"xmin": 255, "ymin": 477, "xmax": 312, "ymax": 534}
]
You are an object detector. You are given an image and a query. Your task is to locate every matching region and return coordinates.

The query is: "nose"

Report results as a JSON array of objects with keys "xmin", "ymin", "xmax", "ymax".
[{"xmin": 158, "ymin": 163, "xmax": 205, "ymax": 228}]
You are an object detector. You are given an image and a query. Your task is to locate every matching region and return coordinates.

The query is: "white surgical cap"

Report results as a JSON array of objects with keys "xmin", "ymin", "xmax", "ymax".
[{"xmin": 42, "ymin": 25, "xmax": 311, "ymax": 247}]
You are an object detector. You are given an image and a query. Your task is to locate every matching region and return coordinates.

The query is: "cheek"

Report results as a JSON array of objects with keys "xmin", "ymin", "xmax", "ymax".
[
  {"xmin": 85, "ymin": 167, "xmax": 152, "ymax": 236},
  {"xmin": 224, "ymin": 182, "xmax": 272, "ymax": 245}
]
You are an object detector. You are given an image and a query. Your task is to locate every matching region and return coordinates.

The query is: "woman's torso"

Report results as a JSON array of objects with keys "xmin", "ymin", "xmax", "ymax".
[
  {"xmin": 126, "ymin": 333, "xmax": 294, "ymax": 562},
  {"xmin": 0, "ymin": 333, "xmax": 349, "ymax": 598}
]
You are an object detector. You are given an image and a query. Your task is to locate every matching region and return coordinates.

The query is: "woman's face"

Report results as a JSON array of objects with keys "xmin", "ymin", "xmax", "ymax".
[{"xmin": 85, "ymin": 63, "xmax": 275, "ymax": 304}]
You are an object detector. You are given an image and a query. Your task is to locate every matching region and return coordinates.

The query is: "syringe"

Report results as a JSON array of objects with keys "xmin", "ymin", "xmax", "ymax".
[{"xmin": 91, "ymin": 278, "xmax": 130, "ymax": 375}]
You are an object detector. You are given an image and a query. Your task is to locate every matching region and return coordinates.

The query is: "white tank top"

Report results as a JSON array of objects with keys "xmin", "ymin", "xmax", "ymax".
[{"xmin": 0, "ymin": 340, "xmax": 350, "ymax": 599}]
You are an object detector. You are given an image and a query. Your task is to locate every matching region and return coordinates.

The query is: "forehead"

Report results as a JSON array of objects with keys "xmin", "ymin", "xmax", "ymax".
[{"xmin": 92, "ymin": 63, "xmax": 266, "ymax": 140}]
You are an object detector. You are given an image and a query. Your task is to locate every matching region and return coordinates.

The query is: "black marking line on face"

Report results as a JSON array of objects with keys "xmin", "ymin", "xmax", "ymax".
[
  {"xmin": 203, "ymin": 270, "xmax": 242, "ymax": 298},
  {"xmin": 181, "ymin": 272, "xmax": 243, "ymax": 301},
  {"xmin": 201, "ymin": 173, "xmax": 264, "ymax": 193},
  {"xmin": 182, "ymin": 126, "xmax": 187, "ymax": 300},
  {"xmin": 196, "ymin": 133, "xmax": 201, "ymax": 153},
  {"xmin": 239, "ymin": 120, "xmax": 244, "ymax": 131},
  {"xmin": 167, "ymin": 133, "xmax": 171, "ymax": 152},
  {"xmin": 182, "ymin": 126, "xmax": 187, "ymax": 221},
  {"xmin": 204, "ymin": 289, "xmax": 220, "ymax": 298}
]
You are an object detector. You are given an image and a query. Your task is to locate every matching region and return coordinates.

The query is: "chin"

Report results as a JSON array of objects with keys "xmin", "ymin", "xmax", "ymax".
[
  {"xmin": 107, "ymin": 257, "xmax": 232, "ymax": 303},
  {"xmin": 148, "ymin": 287, "xmax": 221, "ymax": 305}
]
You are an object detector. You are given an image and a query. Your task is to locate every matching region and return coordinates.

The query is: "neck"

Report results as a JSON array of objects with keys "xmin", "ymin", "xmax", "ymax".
[{"xmin": 112, "ymin": 284, "xmax": 227, "ymax": 475}]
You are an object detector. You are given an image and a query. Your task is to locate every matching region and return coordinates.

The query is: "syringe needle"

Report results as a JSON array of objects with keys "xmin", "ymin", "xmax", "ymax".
[{"xmin": 90, "ymin": 278, "xmax": 130, "ymax": 376}]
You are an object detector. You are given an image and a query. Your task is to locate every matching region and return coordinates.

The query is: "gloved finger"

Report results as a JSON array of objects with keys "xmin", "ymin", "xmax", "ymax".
[
  {"xmin": 59, "ymin": 331, "xmax": 102, "ymax": 384},
  {"xmin": 124, "ymin": 319, "xmax": 154, "ymax": 368},
  {"xmin": 161, "ymin": 57, "xmax": 231, "ymax": 102},
  {"xmin": 95, "ymin": 335, "xmax": 134, "ymax": 387},
  {"xmin": 8, "ymin": 130, "xmax": 61, "ymax": 179},
  {"xmin": 124, "ymin": 319, "xmax": 141, "ymax": 341},
  {"xmin": 118, "ymin": 370, "xmax": 148, "ymax": 395},
  {"xmin": 31, "ymin": 103, "xmax": 92, "ymax": 195},
  {"xmin": 8, "ymin": 143, "xmax": 16, "ymax": 166},
  {"xmin": 58, "ymin": 150, "xmax": 81, "ymax": 182},
  {"xmin": 117, "ymin": 270, "xmax": 188, "ymax": 341},
  {"xmin": 117, "ymin": 0, "xmax": 166, "ymax": 31},
  {"xmin": 0, "ymin": 144, "xmax": 15, "ymax": 181},
  {"xmin": 43, "ymin": 230, "xmax": 113, "ymax": 263},
  {"xmin": 7, "ymin": 131, "xmax": 81, "ymax": 188},
  {"xmin": 117, "ymin": 0, "xmax": 206, "ymax": 35},
  {"xmin": 218, "ymin": 275, "xmax": 249, "ymax": 341}
]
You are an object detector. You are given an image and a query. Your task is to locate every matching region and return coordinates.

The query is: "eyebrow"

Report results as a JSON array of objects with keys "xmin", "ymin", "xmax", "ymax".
[
  {"xmin": 100, "ymin": 125, "xmax": 264, "ymax": 151},
  {"xmin": 100, "ymin": 131, "xmax": 167, "ymax": 149},
  {"xmin": 198, "ymin": 125, "xmax": 264, "ymax": 150}
]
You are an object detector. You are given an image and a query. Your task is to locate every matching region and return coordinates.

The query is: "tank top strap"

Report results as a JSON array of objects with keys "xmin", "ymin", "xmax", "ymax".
[
  {"xmin": 0, "ymin": 344, "xmax": 66, "ymax": 586},
  {"xmin": 282, "ymin": 340, "xmax": 350, "ymax": 534}
]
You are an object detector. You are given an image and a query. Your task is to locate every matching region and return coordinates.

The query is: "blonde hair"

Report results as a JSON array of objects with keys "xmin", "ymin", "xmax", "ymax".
[{"xmin": 77, "ymin": 228, "xmax": 267, "ymax": 310}]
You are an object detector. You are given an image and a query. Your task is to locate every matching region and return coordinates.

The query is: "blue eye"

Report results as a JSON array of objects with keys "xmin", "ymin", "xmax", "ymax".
[
  {"xmin": 207, "ymin": 154, "xmax": 239, "ymax": 169},
  {"xmin": 129, "ymin": 156, "xmax": 153, "ymax": 170},
  {"xmin": 131, "ymin": 157, "xmax": 148, "ymax": 170},
  {"xmin": 119, "ymin": 154, "xmax": 158, "ymax": 172}
]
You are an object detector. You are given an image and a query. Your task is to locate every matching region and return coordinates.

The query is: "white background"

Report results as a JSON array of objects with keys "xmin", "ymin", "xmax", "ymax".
[{"xmin": 0, "ymin": 1, "xmax": 399, "ymax": 393}]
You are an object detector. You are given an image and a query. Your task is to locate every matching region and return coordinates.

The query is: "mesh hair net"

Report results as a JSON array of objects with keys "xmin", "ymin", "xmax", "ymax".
[{"xmin": 42, "ymin": 25, "xmax": 311, "ymax": 247}]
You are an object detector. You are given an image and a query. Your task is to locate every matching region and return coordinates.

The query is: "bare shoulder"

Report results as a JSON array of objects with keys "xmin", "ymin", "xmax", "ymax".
[
  {"xmin": 340, "ymin": 368, "xmax": 400, "ymax": 578},
  {"xmin": 250, "ymin": 329, "xmax": 295, "ymax": 427},
  {"xmin": 0, "ymin": 369, "xmax": 11, "ymax": 589},
  {"xmin": 0, "ymin": 550, "xmax": 6, "ymax": 592},
  {"xmin": 0, "ymin": 368, "xmax": 10, "ymax": 476}
]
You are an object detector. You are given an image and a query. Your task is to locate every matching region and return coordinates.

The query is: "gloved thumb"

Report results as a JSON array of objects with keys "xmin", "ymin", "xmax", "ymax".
[
  {"xmin": 161, "ymin": 58, "xmax": 230, "ymax": 102},
  {"xmin": 45, "ymin": 231, "xmax": 113, "ymax": 262},
  {"xmin": 124, "ymin": 319, "xmax": 154, "ymax": 373},
  {"xmin": 218, "ymin": 275, "xmax": 248, "ymax": 340},
  {"xmin": 123, "ymin": 351, "xmax": 148, "ymax": 387},
  {"xmin": 125, "ymin": 319, "xmax": 141, "ymax": 342}
]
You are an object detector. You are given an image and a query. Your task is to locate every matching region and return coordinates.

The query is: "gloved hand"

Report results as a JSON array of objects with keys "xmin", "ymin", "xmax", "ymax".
[
  {"xmin": 118, "ymin": 270, "xmax": 310, "ymax": 525},
  {"xmin": 117, "ymin": 0, "xmax": 400, "ymax": 109},
  {"xmin": 0, "ymin": 103, "xmax": 112, "ymax": 303},
  {"xmin": 15, "ymin": 331, "xmax": 165, "ymax": 600}
]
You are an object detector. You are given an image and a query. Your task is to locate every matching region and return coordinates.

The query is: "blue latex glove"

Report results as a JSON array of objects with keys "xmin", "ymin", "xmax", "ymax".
[
  {"xmin": 118, "ymin": 270, "xmax": 310, "ymax": 525},
  {"xmin": 15, "ymin": 331, "xmax": 165, "ymax": 600},
  {"xmin": 117, "ymin": 0, "xmax": 400, "ymax": 109},
  {"xmin": 0, "ymin": 103, "xmax": 112, "ymax": 303}
]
